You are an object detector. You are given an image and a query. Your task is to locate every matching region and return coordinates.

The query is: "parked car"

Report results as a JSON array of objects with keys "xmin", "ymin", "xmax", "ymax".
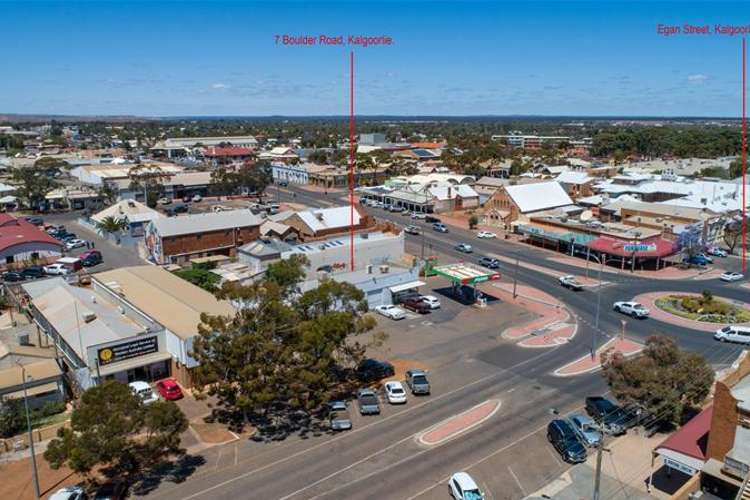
[
  {"xmin": 585, "ymin": 396, "xmax": 628, "ymax": 435},
  {"xmin": 683, "ymin": 255, "xmax": 709, "ymax": 266},
  {"xmin": 478, "ymin": 256, "xmax": 500, "ymax": 269},
  {"xmin": 43, "ymin": 263, "xmax": 70, "ymax": 276},
  {"xmin": 714, "ymin": 325, "xmax": 750, "ymax": 344},
  {"xmin": 547, "ymin": 419, "xmax": 588, "ymax": 463},
  {"xmin": 80, "ymin": 250, "xmax": 103, "ymax": 267},
  {"xmin": 328, "ymin": 400, "xmax": 352, "ymax": 431},
  {"xmin": 559, "ymin": 275, "xmax": 584, "ymax": 291},
  {"xmin": 419, "ymin": 295, "xmax": 441, "ymax": 309},
  {"xmin": 55, "ymin": 232, "xmax": 77, "ymax": 241},
  {"xmin": 46, "ymin": 224, "xmax": 66, "ymax": 234},
  {"xmin": 411, "ymin": 212, "xmax": 426, "ymax": 219},
  {"xmin": 476, "ymin": 231, "xmax": 496, "ymax": 239},
  {"xmin": 401, "ymin": 296, "xmax": 431, "ymax": 314},
  {"xmin": 707, "ymin": 247, "xmax": 728, "ymax": 257},
  {"xmin": 404, "ymin": 225, "xmax": 421, "ymax": 235},
  {"xmin": 613, "ymin": 301, "xmax": 649, "ymax": 318},
  {"xmin": 356, "ymin": 359, "xmax": 395, "ymax": 382},
  {"xmin": 405, "ymin": 369, "xmax": 430, "ymax": 395},
  {"xmin": 568, "ymin": 414, "xmax": 602, "ymax": 447},
  {"xmin": 384, "ymin": 381, "xmax": 408, "ymax": 404},
  {"xmin": 21, "ymin": 266, "xmax": 45, "ymax": 279},
  {"xmin": 357, "ymin": 388, "xmax": 380, "ymax": 415},
  {"xmin": 432, "ymin": 223, "xmax": 448, "ymax": 233},
  {"xmin": 721, "ymin": 271, "xmax": 744, "ymax": 282},
  {"xmin": 425, "ymin": 215, "xmax": 441, "ymax": 223},
  {"xmin": 155, "ymin": 379, "xmax": 183, "ymax": 400},
  {"xmin": 697, "ymin": 253, "xmax": 714, "ymax": 264},
  {"xmin": 375, "ymin": 304, "xmax": 407, "ymax": 320},
  {"xmin": 388, "ymin": 205, "xmax": 403, "ymax": 213},
  {"xmin": 191, "ymin": 194, "xmax": 203, "ymax": 202},
  {"xmin": 65, "ymin": 238, "xmax": 87, "ymax": 250},
  {"xmin": 2, "ymin": 271, "xmax": 25, "ymax": 282},
  {"xmin": 48, "ymin": 486, "xmax": 87, "ymax": 500},
  {"xmin": 455, "ymin": 243, "xmax": 473, "ymax": 253},
  {"xmin": 448, "ymin": 472, "xmax": 485, "ymax": 500},
  {"xmin": 128, "ymin": 381, "xmax": 159, "ymax": 404},
  {"xmin": 24, "ymin": 216, "xmax": 44, "ymax": 226}
]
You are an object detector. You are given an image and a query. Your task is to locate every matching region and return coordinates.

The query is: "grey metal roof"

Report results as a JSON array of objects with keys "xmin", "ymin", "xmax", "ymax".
[{"xmin": 150, "ymin": 209, "xmax": 262, "ymax": 237}]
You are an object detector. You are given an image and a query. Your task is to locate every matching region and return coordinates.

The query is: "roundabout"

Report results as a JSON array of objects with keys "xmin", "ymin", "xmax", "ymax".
[{"xmin": 633, "ymin": 291, "xmax": 750, "ymax": 332}]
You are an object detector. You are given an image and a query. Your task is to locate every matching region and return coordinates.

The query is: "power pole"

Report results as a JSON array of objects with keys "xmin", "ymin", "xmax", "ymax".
[
  {"xmin": 20, "ymin": 366, "xmax": 41, "ymax": 499},
  {"xmin": 513, "ymin": 256, "xmax": 520, "ymax": 299},
  {"xmin": 593, "ymin": 439, "xmax": 604, "ymax": 500}
]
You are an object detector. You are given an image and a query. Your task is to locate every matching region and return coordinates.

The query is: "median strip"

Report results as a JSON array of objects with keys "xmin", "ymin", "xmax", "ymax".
[{"xmin": 417, "ymin": 399, "xmax": 501, "ymax": 446}]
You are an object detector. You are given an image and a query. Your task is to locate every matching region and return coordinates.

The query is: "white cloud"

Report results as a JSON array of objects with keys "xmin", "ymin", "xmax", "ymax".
[
  {"xmin": 687, "ymin": 74, "xmax": 708, "ymax": 83},
  {"xmin": 211, "ymin": 83, "xmax": 230, "ymax": 90}
]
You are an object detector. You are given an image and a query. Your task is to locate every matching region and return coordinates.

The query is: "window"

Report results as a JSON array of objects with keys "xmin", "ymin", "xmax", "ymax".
[{"xmin": 5, "ymin": 256, "xmax": 13, "ymax": 264}]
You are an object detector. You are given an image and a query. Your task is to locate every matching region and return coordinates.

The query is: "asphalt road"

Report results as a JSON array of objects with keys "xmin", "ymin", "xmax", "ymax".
[{"xmin": 142, "ymin": 186, "xmax": 747, "ymax": 500}]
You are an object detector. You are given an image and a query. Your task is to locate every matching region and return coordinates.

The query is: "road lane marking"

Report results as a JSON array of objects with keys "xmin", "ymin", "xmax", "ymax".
[
  {"xmin": 178, "ymin": 348, "xmax": 560, "ymax": 500},
  {"xmin": 508, "ymin": 465, "xmax": 527, "ymax": 496}
]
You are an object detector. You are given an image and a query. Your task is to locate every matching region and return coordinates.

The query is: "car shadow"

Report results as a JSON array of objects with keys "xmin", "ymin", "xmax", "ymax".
[{"xmin": 431, "ymin": 285, "xmax": 500, "ymax": 306}]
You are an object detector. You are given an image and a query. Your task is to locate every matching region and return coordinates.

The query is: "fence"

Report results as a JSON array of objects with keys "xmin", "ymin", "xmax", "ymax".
[{"xmin": 0, "ymin": 419, "xmax": 70, "ymax": 453}]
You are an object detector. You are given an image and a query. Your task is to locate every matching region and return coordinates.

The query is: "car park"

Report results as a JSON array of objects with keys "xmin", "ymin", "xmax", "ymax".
[
  {"xmin": 65, "ymin": 238, "xmax": 87, "ymax": 250},
  {"xmin": 329, "ymin": 400, "xmax": 353, "ymax": 430},
  {"xmin": 155, "ymin": 379, "xmax": 183, "ymax": 400},
  {"xmin": 357, "ymin": 359, "xmax": 395, "ymax": 382},
  {"xmin": 721, "ymin": 271, "xmax": 744, "ymax": 282},
  {"xmin": 559, "ymin": 275, "xmax": 584, "ymax": 291},
  {"xmin": 357, "ymin": 388, "xmax": 380, "ymax": 415},
  {"xmin": 707, "ymin": 247, "xmax": 728, "ymax": 257},
  {"xmin": 128, "ymin": 381, "xmax": 159, "ymax": 404},
  {"xmin": 419, "ymin": 295, "xmax": 441, "ymax": 309},
  {"xmin": 448, "ymin": 472, "xmax": 485, "ymax": 499},
  {"xmin": 432, "ymin": 222, "xmax": 448, "ymax": 233},
  {"xmin": 43, "ymin": 263, "xmax": 70, "ymax": 276},
  {"xmin": 375, "ymin": 304, "xmax": 407, "ymax": 320},
  {"xmin": 714, "ymin": 325, "xmax": 750, "ymax": 344},
  {"xmin": 478, "ymin": 256, "xmax": 500, "ymax": 269},
  {"xmin": 384, "ymin": 381, "xmax": 408, "ymax": 404},
  {"xmin": 585, "ymin": 396, "xmax": 628, "ymax": 435},
  {"xmin": 404, "ymin": 225, "xmax": 421, "ymax": 235},
  {"xmin": 2, "ymin": 271, "xmax": 25, "ymax": 282},
  {"xmin": 24, "ymin": 216, "xmax": 44, "ymax": 226},
  {"xmin": 405, "ymin": 369, "xmax": 430, "ymax": 395},
  {"xmin": 613, "ymin": 301, "xmax": 649, "ymax": 318},
  {"xmin": 476, "ymin": 231, "xmax": 496, "ymax": 239},
  {"xmin": 455, "ymin": 243, "xmax": 473, "ymax": 253},
  {"xmin": 568, "ymin": 414, "xmax": 602, "ymax": 447},
  {"xmin": 547, "ymin": 419, "xmax": 587, "ymax": 463},
  {"xmin": 401, "ymin": 296, "xmax": 431, "ymax": 314}
]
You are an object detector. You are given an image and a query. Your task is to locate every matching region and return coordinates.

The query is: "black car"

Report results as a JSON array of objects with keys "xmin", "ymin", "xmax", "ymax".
[
  {"xmin": 478, "ymin": 256, "xmax": 500, "ymax": 269},
  {"xmin": 356, "ymin": 359, "xmax": 395, "ymax": 382},
  {"xmin": 425, "ymin": 215, "xmax": 441, "ymax": 223},
  {"xmin": 585, "ymin": 396, "xmax": 628, "ymax": 435},
  {"xmin": 547, "ymin": 419, "xmax": 587, "ymax": 463},
  {"xmin": 21, "ymin": 267, "xmax": 45, "ymax": 279},
  {"xmin": 24, "ymin": 216, "xmax": 44, "ymax": 226},
  {"xmin": 2, "ymin": 271, "xmax": 25, "ymax": 282}
]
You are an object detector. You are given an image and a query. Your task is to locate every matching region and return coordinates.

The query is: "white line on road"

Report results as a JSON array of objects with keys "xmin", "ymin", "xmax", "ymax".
[
  {"xmin": 507, "ymin": 465, "xmax": 527, "ymax": 497},
  {"xmin": 179, "ymin": 348, "xmax": 559, "ymax": 500}
]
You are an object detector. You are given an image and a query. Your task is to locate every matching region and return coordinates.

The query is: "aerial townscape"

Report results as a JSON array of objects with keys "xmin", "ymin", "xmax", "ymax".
[{"xmin": 1, "ymin": 2, "xmax": 749, "ymax": 500}]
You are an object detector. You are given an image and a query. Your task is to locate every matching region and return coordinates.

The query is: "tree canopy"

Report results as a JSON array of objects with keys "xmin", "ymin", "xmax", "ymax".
[
  {"xmin": 191, "ymin": 257, "xmax": 381, "ymax": 436},
  {"xmin": 11, "ymin": 167, "xmax": 59, "ymax": 210},
  {"xmin": 44, "ymin": 381, "xmax": 188, "ymax": 484},
  {"xmin": 601, "ymin": 335, "xmax": 713, "ymax": 425}
]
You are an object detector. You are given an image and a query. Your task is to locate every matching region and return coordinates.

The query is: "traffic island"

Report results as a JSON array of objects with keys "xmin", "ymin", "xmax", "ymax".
[
  {"xmin": 553, "ymin": 337, "xmax": 644, "ymax": 377},
  {"xmin": 417, "ymin": 399, "xmax": 501, "ymax": 446},
  {"xmin": 517, "ymin": 323, "xmax": 576, "ymax": 348},
  {"xmin": 634, "ymin": 291, "xmax": 750, "ymax": 332}
]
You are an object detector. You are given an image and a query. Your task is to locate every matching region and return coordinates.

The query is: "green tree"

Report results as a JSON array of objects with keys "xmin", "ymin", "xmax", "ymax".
[
  {"xmin": 192, "ymin": 258, "xmax": 381, "ymax": 435},
  {"xmin": 33, "ymin": 156, "xmax": 69, "ymax": 176},
  {"xmin": 601, "ymin": 336, "xmax": 713, "ymax": 425},
  {"xmin": 44, "ymin": 381, "xmax": 187, "ymax": 483},
  {"xmin": 0, "ymin": 397, "xmax": 25, "ymax": 438},
  {"xmin": 95, "ymin": 216, "xmax": 128, "ymax": 242},
  {"xmin": 11, "ymin": 167, "xmax": 59, "ymax": 210},
  {"xmin": 128, "ymin": 165, "xmax": 171, "ymax": 208},
  {"xmin": 468, "ymin": 214, "xmax": 479, "ymax": 229},
  {"xmin": 723, "ymin": 220, "xmax": 743, "ymax": 254},
  {"xmin": 173, "ymin": 267, "xmax": 220, "ymax": 292},
  {"xmin": 729, "ymin": 159, "xmax": 744, "ymax": 180}
]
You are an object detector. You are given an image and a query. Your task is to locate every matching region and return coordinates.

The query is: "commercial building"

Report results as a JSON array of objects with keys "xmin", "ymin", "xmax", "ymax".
[
  {"xmin": 271, "ymin": 162, "xmax": 310, "ymax": 184},
  {"xmin": 305, "ymin": 164, "xmax": 389, "ymax": 188},
  {"xmin": 280, "ymin": 205, "xmax": 375, "ymax": 242},
  {"xmin": 150, "ymin": 136, "xmax": 258, "ymax": 158},
  {"xmin": 69, "ymin": 163, "xmax": 184, "ymax": 187},
  {"xmin": 204, "ymin": 146, "xmax": 255, "ymax": 166},
  {"xmin": 0, "ymin": 358, "xmax": 64, "ymax": 410},
  {"xmin": 555, "ymin": 170, "xmax": 595, "ymax": 199},
  {"xmin": 258, "ymin": 147, "xmax": 299, "ymax": 163},
  {"xmin": 0, "ymin": 214, "xmax": 63, "ymax": 266},
  {"xmin": 482, "ymin": 181, "xmax": 574, "ymax": 228},
  {"xmin": 90, "ymin": 199, "xmax": 164, "ymax": 237},
  {"xmin": 145, "ymin": 209, "xmax": 262, "ymax": 264}
]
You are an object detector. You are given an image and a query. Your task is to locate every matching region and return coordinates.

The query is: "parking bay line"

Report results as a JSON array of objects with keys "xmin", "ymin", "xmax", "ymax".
[
  {"xmin": 507, "ymin": 465, "xmax": 527, "ymax": 497},
  {"xmin": 179, "ymin": 347, "xmax": 561, "ymax": 500}
]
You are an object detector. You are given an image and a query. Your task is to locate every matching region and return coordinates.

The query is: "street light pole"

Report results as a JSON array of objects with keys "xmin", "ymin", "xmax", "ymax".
[
  {"xmin": 20, "ymin": 366, "xmax": 41, "ymax": 499},
  {"xmin": 513, "ymin": 256, "xmax": 520, "ymax": 299}
]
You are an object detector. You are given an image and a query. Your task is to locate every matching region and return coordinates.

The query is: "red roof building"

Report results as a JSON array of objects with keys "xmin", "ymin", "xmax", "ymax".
[
  {"xmin": 0, "ymin": 214, "xmax": 63, "ymax": 265},
  {"xmin": 586, "ymin": 236, "xmax": 677, "ymax": 258}
]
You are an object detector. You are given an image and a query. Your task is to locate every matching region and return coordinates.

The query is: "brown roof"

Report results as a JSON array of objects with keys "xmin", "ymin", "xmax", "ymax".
[{"xmin": 0, "ymin": 359, "xmax": 62, "ymax": 391}]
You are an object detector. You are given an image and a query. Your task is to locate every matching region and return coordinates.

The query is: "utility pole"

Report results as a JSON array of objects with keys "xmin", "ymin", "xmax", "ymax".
[
  {"xmin": 20, "ymin": 366, "xmax": 41, "ymax": 499},
  {"xmin": 593, "ymin": 439, "xmax": 605, "ymax": 500},
  {"xmin": 513, "ymin": 256, "xmax": 520, "ymax": 299},
  {"xmin": 420, "ymin": 228, "xmax": 425, "ymax": 260}
]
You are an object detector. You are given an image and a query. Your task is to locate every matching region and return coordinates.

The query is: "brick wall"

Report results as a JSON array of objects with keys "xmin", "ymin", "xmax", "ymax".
[
  {"xmin": 706, "ymin": 381, "xmax": 738, "ymax": 461},
  {"xmin": 160, "ymin": 225, "xmax": 260, "ymax": 261}
]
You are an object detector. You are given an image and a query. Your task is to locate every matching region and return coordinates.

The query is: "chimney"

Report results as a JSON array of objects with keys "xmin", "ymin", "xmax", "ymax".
[{"xmin": 447, "ymin": 186, "xmax": 452, "ymax": 198}]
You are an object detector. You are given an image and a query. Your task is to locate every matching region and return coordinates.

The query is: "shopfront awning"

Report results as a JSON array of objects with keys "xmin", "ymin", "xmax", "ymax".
[
  {"xmin": 653, "ymin": 406, "xmax": 712, "ymax": 476},
  {"xmin": 95, "ymin": 351, "xmax": 172, "ymax": 377},
  {"xmin": 389, "ymin": 281, "xmax": 426, "ymax": 294},
  {"xmin": 587, "ymin": 237, "xmax": 677, "ymax": 258}
]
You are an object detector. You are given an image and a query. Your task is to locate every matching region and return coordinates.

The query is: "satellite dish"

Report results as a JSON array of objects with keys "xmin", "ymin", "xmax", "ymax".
[{"xmin": 580, "ymin": 210, "xmax": 593, "ymax": 222}]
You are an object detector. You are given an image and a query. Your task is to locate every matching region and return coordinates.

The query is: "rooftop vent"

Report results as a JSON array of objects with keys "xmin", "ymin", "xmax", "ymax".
[{"xmin": 82, "ymin": 312, "xmax": 96, "ymax": 323}]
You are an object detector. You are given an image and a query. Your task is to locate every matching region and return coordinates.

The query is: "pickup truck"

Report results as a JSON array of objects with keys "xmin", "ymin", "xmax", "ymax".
[
  {"xmin": 559, "ymin": 275, "xmax": 584, "ymax": 291},
  {"xmin": 613, "ymin": 301, "xmax": 649, "ymax": 318},
  {"xmin": 405, "ymin": 369, "xmax": 430, "ymax": 395},
  {"xmin": 401, "ymin": 296, "xmax": 431, "ymax": 314},
  {"xmin": 357, "ymin": 388, "xmax": 380, "ymax": 415}
]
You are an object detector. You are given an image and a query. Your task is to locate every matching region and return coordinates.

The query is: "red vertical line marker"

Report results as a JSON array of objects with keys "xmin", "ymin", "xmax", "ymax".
[
  {"xmin": 349, "ymin": 51, "xmax": 356, "ymax": 272},
  {"xmin": 743, "ymin": 37, "xmax": 747, "ymax": 273}
]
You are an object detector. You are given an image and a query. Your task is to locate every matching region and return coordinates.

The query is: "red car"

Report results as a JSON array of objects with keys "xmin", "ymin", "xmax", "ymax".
[{"xmin": 156, "ymin": 379, "xmax": 183, "ymax": 400}]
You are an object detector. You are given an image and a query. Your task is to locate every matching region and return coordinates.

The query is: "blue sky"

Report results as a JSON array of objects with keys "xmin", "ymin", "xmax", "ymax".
[{"xmin": 1, "ymin": 1, "xmax": 746, "ymax": 117}]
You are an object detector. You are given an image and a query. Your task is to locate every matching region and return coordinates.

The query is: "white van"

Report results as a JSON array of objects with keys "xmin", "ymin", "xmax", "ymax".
[
  {"xmin": 128, "ymin": 381, "xmax": 159, "ymax": 404},
  {"xmin": 714, "ymin": 326, "xmax": 750, "ymax": 344}
]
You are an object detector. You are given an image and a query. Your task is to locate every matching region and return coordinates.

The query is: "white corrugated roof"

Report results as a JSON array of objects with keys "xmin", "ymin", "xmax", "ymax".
[
  {"xmin": 505, "ymin": 182, "xmax": 573, "ymax": 213},
  {"xmin": 150, "ymin": 209, "xmax": 262, "ymax": 237},
  {"xmin": 91, "ymin": 199, "xmax": 164, "ymax": 225},
  {"xmin": 297, "ymin": 206, "xmax": 361, "ymax": 232},
  {"xmin": 428, "ymin": 184, "xmax": 478, "ymax": 201},
  {"xmin": 556, "ymin": 171, "xmax": 592, "ymax": 185}
]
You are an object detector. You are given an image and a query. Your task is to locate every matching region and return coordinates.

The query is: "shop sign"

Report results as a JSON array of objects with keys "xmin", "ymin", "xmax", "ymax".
[
  {"xmin": 662, "ymin": 457, "xmax": 697, "ymax": 476},
  {"xmin": 623, "ymin": 243, "xmax": 657, "ymax": 253},
  {"xmin": 97, "ymin": 336, "xmax": 159, "ymax": 366}
]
